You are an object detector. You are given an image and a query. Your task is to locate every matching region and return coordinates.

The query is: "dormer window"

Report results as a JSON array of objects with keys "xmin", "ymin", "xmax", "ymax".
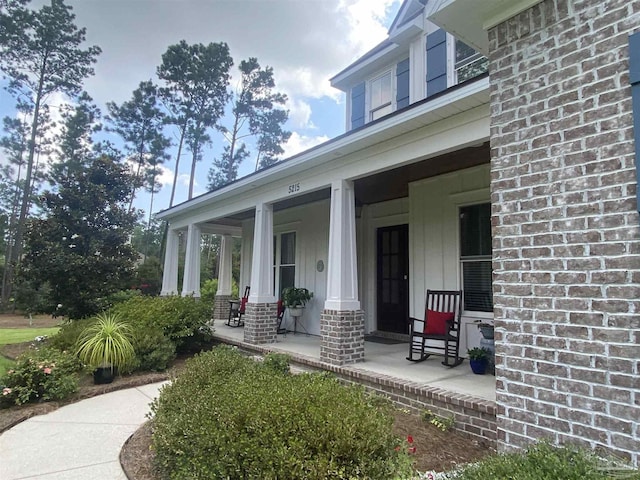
[
  {"xmin": 370, "ymin": 71, "xmax": 393, "ymax": 121},
  {"xmin": 455, "ymin": 39, "xmax": 488, "ymax": 84}
]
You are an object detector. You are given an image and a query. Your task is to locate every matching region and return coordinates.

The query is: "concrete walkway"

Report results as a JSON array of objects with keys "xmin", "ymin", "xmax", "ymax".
[{"xmin": 0, "ymin": 381, "xmax": 167, "ymax": 480}]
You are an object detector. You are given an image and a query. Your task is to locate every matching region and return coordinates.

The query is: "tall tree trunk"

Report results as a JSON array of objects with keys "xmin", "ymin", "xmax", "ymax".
[
  {"xmin": 188, "ymin": 143, "xmax": 198, "ymax": 200},
  {"xmin": 169, "ymin": 121, "xmax": 187, "ymax": 208},
  {"xmin": 128, "ymin": 131, "xmax": 146, "ymax": 213},
  {"xmin": 2, "ymin": 76, "xmax": 44, "ymax": 306}
]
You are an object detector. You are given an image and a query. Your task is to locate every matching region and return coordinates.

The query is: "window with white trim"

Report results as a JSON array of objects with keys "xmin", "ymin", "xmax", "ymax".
[
  {"xmin": 455, "ymin": 39, "xmax": 488, "ymax": 84},
  {"xmin": 369, "ymin": 71, "xmax": 393, "ymax": 121},
  {"xmin": 273, "ymin": 232, "xmax": 296, "ymax": 298},
  {"xmin": 459, "ymin": 203, "xmax": 493, "ymax": 312}
]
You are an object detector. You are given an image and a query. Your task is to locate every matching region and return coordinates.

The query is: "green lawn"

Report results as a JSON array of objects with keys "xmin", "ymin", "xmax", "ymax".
[
  {"xmin": 0, "ymin": 327, "xmax": 60, "ymax": 377},
  {"xmin": 0, "ymin": 327, "xmax": 60, "ymax": 346}
]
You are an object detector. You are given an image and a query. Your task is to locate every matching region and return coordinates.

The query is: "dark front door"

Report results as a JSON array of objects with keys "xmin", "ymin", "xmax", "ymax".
[{"xmin": 376, "ymin": 224, "xmax": 409, "ymax": 334}]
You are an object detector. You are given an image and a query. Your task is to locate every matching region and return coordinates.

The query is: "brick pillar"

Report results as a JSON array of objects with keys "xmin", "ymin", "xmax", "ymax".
[
  {"xmin": 244, "ymin": 302, "xmax": 278, "ymax": 344},
  {"xmin": 320, "ymin": 309, "xmax": 365, "ymax": 365},
  {"xmin": 212, "ymin": 295, "xmax": 233, "ymax": 323},
  {"xmin": 489, "ymin": 0, "xmax": 640, "ymax": 464}
]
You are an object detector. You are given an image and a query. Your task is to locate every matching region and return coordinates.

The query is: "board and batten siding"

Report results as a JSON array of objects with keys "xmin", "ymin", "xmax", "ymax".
[
  {"xmin": 241, "ymin": 200, "xmax": 330, "ymax": 336},
  {"xmin": 409, "ymin": 164, "xmax": 492, "ymax": 354}
]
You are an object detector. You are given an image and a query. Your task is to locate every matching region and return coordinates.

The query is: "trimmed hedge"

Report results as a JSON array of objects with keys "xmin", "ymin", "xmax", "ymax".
[{"xmin": 151, "ymin": 346, "xmax": 413, "ymax": 480}]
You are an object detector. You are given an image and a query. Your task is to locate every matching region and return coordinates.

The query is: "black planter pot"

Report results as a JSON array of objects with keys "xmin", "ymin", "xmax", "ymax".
[
  {"xmin": 93, "ymin": 366, "xmax": 116, "ymax": 384},
  {"xmin": 469, "ymin": 359, "xmax": 487, "ymax": 375}
]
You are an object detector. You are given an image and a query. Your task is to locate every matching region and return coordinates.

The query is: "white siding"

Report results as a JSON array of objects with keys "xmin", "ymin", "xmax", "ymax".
[
  {"xmin": 241, "ymin": 200, "xmax": 330, "ymax": 336},
  {"xmin": 409, "ymin": 164, "xmax": 491, "ymax": 354}
]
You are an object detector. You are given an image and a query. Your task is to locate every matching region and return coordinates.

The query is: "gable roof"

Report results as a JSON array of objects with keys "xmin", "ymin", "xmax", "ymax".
[{"xmin": 387, "ymin": 0, "xmax": 425, "ymax": 35}]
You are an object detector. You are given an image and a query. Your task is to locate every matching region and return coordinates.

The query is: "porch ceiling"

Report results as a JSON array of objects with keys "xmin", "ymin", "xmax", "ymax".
[{"xmin": 354, "ymin": 142, "xmax": 490, "ymax": 205}]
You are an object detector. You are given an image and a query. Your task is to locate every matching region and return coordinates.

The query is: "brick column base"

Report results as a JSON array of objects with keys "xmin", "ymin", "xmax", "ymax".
[
  {"xmin": 212, "ymin": 295, "xmax": 233, "ymax": 324},
  {"xmin": 320, "ymin": 309, "xmax": 365, "ymax": 366},
  {"xmin": 244, "ymin": 302, "xmax": 278, "ymax": 344}
]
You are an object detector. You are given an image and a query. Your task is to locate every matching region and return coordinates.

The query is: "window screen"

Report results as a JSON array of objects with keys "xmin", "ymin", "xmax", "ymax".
[{"xmin": 460, "ymin": 203, "xmax": 493, "ymax": 312}]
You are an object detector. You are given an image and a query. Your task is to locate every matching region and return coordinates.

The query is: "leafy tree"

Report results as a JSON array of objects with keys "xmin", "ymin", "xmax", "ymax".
[
  {"xmin": 0, "ymin": 0, "xmax": 101, "ymax": 305},
  {"xmin": 131, "ymin": 217, "xmax": 164, "ymax": 260},
  {"xmin": 0, "ymin": 100, "xmax": 51, "ymax": 306},
  {"xmin": 20, "ymin": 155, "xmax": 139, "ymax": 319},
  {"xmin": 157, "ymin": 40, "xmax": 232, "ymax": 201},
  {"xmin": 50, "ymin": 92, "xmax": 101, "ymax": 184},
  {"xmin": 106, "ymin": 80, "xmax": 170, "ymax": 212},
  {"xmin": 207, "ymin": 58, "xmax": 290, "ymax": 189}
]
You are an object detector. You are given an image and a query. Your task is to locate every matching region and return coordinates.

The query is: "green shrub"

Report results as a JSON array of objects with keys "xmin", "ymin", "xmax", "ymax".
[
  {"xmin": 0, "ymin": 347, "xmax": 83, "ymax": 407},
  {"xmin": 201, "ymin": 278, "xmax": 240, "ymax": 304},
  {"xmin": 262, "ymin": 352, "xmax": 291, "ymax": 374},
  {"xmin": 151, "ymin": 346, "xmax": 413, "ymax": 480},
  {"xmin": 98, "ymin": 288, "xmax": 142, "ymax": 311},
  {"xmin": 111, "ymin": 295, "xmax": 212, "ymax": 353},
  {"xmin": 127, "ymin": 326, "xmax": 176, "ymax": 373},
  {"xmin": 48, "ymin": 318, "xmax": 95, "ymax": 352},
  {"xmin": 199, "ymin": 279, "xmax": 218, "ymax": 305},
  {"xmin": 451, "ymin": 441, "xmax": 640, "ymax": 480}
]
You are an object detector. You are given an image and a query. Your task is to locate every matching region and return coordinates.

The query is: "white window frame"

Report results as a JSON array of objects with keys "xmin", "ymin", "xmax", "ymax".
[
  {"xmin": 449, "ymin": 188, "xmax": 492, "ymax": 319},
  {"xmin": 449, "ymin": 35, "xmax": 488, "ymax": 86},
  {"xmin": 368, "ymin": 68, "xmax": 395, "ymax": 122},
  {"xmin": 458, "ymin": 202, "xmax": 493, "ymax": 316},
  {"xmin": 273, "ymin": 230, "xmax": 297, "ymax": 298}
]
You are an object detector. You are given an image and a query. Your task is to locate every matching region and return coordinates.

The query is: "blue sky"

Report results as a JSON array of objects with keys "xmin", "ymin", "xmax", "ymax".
[{"xmin": 0, "ymin": 0, "xmax": 402, "ymax": 220}]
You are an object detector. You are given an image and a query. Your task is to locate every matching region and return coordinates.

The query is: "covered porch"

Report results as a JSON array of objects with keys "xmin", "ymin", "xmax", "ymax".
[{"xmin": 157, "ymin": 76, "xmax": 492, "ymax": 367}]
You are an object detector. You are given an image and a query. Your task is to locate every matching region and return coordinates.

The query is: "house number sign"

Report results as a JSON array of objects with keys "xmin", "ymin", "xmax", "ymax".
[{"xmin": 288, "ymin": 182, "xmax": 300, "ymax": 194}]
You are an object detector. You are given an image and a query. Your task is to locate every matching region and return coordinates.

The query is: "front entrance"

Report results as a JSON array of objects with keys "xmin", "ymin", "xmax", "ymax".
[{"xmin": 376, "ymin": 224, "xmax": 409, "ymax": 334}]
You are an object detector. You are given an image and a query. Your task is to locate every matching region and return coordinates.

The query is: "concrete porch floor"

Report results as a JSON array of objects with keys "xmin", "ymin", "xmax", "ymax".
[{"xmin": 212, "ymin": 322, "xmax": 496, "ymax": 402}]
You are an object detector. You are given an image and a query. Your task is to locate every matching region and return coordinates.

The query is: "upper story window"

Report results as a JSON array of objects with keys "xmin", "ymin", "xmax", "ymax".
[
  {"xmin": 369, "ymin": 71, "xmax": 393, "ymax": 121},
  {"xmin": 459, "ymin": 203, "xmax": 493, "ymax": 313},
  {"xmin": 455, "ymin": 39, "xmax": 488, "ymax": 84}
]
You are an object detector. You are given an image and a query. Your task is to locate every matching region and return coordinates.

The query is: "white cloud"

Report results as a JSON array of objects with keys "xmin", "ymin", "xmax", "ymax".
[
  {"xmin": 282, "ymin": 132, "xmax": 331, "ymax": 158},
  {"xmin": 287, "ymin": 99, "xmax": 314, "ymax": 131},
  {"xmin": 24, "ymin": 0, "xmax": 402, "ymax": 215},
  {"xmin": 157, "ymin": 164, "xmax": 174, "ymax": 187}
]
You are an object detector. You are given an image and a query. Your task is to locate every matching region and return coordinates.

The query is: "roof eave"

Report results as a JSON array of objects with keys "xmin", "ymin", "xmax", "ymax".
[
  {"xmin": 426, "ymin": 0, "xmax": 544, "ymax": 55},
  {"xmin": 157, "ymin": 76, "xmax": 490, "ymax": 222}
]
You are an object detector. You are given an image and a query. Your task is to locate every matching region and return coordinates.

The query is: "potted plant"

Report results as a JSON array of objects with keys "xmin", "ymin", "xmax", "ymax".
[
  {"xmin": 467, "ymin": 347, "xmax": 490, "ymax": 375},
  {"xmin": 281, "ymin": 287, "xmax": 313, "ymax": 317},
  {"xmin": 76, "ymin": 312, "xmax": 136, "ymax": 384}
]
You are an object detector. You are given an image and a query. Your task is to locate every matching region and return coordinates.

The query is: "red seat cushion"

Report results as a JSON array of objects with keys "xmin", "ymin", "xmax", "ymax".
[
  {"xmin": 239, "ymin": 297, "xmax": 248, "ymax": 313},
  {"xmin": 423, "ymin": 309, "xmax": 454, "ymax": 335}
]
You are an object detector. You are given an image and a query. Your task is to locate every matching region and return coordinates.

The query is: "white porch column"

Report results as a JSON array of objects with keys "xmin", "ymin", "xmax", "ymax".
[
  {"xmin": 212, "ymin": 234, "xmax": 234, "ymax": 322},
  {"xmin": 181, "ymin": 223, "xmax": 201, "ymax": 297},
  {"xmin": 161, "ymin": 228, "xmax": 180, "ymax": 296},
  {"xmin": 321, "ymin": 179, "xmax": 364, "ymax": 366},
  {"xmin": 325, "ymin": 179, "xmax": 360, "ymax": 310},
  {"xmin": 217, "ymin": 234, "xmax": 233, "ymax": 296},
  {"xmin": 245, "ymin": 202, "xmax": 278, "ymax": 344},
  {"xmin": 248, "ymin": 202, "xmax": 276, "ymax": 304}
]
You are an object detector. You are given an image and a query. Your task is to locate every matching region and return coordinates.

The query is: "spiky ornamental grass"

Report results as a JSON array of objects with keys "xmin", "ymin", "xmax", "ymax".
[{"xmin": 76, "ymin": 313, "xmax": 135, "ymax": 371}]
